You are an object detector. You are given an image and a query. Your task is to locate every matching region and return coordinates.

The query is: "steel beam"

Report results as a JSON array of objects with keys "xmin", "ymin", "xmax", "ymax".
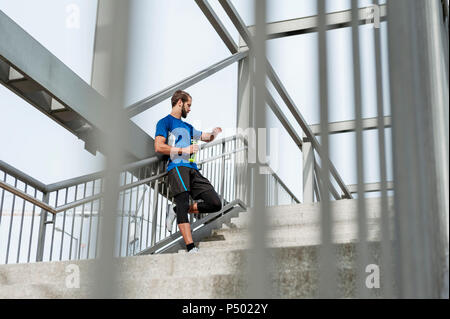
[
  {"xmin": 265, "ymin": 90, "xmax": 303, "ymax": 150},
  {"xmin": 214, "ymin": 0, "xmax": 352, "ymax": 199},
  {"xmin": 126, "ymin": 50, "xmax": 248, "ymax": 118},
  {"xmin": 347, "ymin": 181, "xmax": 394, "ymax": 194},
  {"xmin": 238, "ymin": 4, "xmax": 387, "ymax": 47},
  {"xmin": 0, "ymin": 10, "xmax": 154, "ymax": 160},
  {"xmin": 309, "ymin": 116, "xmax": 391, "ymax": 136},
  {"xmin": 195, "ymin": 0, "xmax": 239, "ymax": 54},
  {"xmin": 217, "ymin": 0, "xmax": 352, "ymax": 199}
]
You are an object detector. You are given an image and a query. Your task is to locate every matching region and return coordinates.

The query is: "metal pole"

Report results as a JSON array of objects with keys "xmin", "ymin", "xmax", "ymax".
[
  {"xmin": 374, "ymin": 0, "xmax": 394, "ymax": 298},
  {"xmin": 36, "ymin": 192, "xmax": 50, "ymax": 262},
  {"xmin": 302, "ymin": 134, "xmax": 314, "ymax": 203},
  {"xmin": 246, "ymin": 0, "xmax": 271, "ymax": 298},
  {"xmin": 388, "ymin": 0, "xmax": 449, "ymax": 298},
  {"xmin": 318, "ymin": 0, "xmax": 337, "ymax": 298},
  {"xmin": 16, "ymin": 184, "xmax": 28, "ymax": 263},
  {"xmin": 352, "ymin": 0, "xmax": 369, "ymax": 298},
  {"xmin": 91, "ymin": 0, "xmax": 131, "ymax": 299}
]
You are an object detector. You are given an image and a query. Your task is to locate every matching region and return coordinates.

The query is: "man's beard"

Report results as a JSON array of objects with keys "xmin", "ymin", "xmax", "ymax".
[{"xmin": 181, "ymin": 106, "xmax": 188, "ymax": 118}]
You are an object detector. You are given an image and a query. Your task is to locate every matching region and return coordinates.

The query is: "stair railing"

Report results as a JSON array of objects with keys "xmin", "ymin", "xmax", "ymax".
[{"xmin": 0, "ymin": 133, "xmax": 299, "ymax": 264}]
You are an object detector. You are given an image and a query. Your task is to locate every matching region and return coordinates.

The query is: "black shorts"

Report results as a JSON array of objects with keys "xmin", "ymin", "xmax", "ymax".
[{"xmin": 167, "ymin": 166, "xmax": 215, "ymax": 199}]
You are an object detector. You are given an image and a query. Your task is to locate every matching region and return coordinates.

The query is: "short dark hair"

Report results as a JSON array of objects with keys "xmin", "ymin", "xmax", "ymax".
[{"xmin": 171, "ymin": 90, "xmax": 191, "ymax": 107}]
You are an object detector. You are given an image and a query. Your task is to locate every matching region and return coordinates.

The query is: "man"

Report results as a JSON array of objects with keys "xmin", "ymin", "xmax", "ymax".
[{"xmin": 154, "ymin": 90, "xmax": 223, "ymax": 253}]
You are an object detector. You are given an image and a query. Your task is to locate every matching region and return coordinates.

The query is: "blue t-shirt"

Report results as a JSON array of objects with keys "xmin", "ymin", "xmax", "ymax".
[{"xmin": 155, "ymin": 114, "xmax": 202, "ymax": 172}]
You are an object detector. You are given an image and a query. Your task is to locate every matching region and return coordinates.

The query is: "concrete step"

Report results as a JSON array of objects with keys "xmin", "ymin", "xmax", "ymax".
[
  {"xmin": 0, "ymin": 197, "xmax": 395, "ymax": 299},
  {"xmin": 0, "ymin": 243, "xmax": 384, "ymax": 298},
  {"xmin": 234, "ymin": 197, "xmax": 394, "ymax": 228},
  {"xmin": 0, "ymin": 268, "xmax": 383, "ymax": 298},
  {"xmin": 199, "ymin": 218, "xmax": 383, "ymax": 252}
]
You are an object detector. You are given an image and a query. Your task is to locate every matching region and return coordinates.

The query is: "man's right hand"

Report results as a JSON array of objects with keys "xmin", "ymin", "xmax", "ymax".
[{"xmin": 182, "ymin": 144, "xmax": 199, "ymax": 155}]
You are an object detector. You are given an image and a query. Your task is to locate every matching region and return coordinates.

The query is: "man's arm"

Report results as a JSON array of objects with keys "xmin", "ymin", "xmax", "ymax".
[
  {"xmin": 155, "ymin": 136, "xmax": 198, "ymax": 155},
  {"xmin": 201, "ymin": 127, "xmax": 222, "ymax": 142}
]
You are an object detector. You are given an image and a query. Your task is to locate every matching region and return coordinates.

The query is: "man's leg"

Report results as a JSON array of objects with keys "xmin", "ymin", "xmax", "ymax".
[
  {"xmin": 185, "ymin": 191, "xmax": 221, "ymax": 215},
  {"xmin": 173, "ymin": 192, "xmax": 195, "ymax": 249},
  {"xmin": 195, "ymin": 189, "xmax": 222, "ymax": 213}
]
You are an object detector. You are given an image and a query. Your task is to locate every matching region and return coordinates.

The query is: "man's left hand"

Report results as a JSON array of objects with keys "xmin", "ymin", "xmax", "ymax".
[{"xmin": 212, "ymin": 127, "xmax": 222, "ymax": 136}]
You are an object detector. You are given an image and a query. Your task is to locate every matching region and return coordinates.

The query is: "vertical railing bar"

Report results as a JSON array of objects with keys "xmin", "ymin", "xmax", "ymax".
[
  {"xmin": 118, "ymin": 173, "xmax": 126, "ymax": 257},
  {"xmin": 5, "ymin": 178, "xmax": 18, "ymax": 264},
  {"xmin": 236, "ymin": 140, "xmax": 241, "ymax": 202},
  {"xmin": 374, "ymin": 0, "xmax": 393, "ymax": 299},
  {"xmin": 77, "ymin": 182, "xmax": 88, "ymax": 260},
  {"xmin": 227, "ymin": 143, "xmax": 232, "ymax": 203},
  {"xmin": 69, "ymin": 186, "xmax": 78, "ymax": 260},
  {"xmin": 126, "ymin": 173, "xmax": 134, "ymax": 256},
  {"xmin": 164, "ymin": 178, "xmax": 170, "ymax": 237},
  {"xmin": 16, "ymin": 184, "xmax": 28, "ymax": 263},
  {"xmin": 150, "ymin": 164, "xmax": 161, "ymax": 246},
  {"xmin": 0, "ymin": 172, "xmax": 6, "ymax": 225},
  {"xmin": 48, "ymin": 190, "xmax": 59, "ymax": 262},
  {"xmin": 212, "ymin": 145, "xmax": 217, "ymax": 190},
  {"xmin": 270, "ymin": 175, "xmax": 273, "ymax": 206},
  {"xmin": 27, "ymin": 188, "xmax": 38, "ymax": 263},
  {"xmin": 216, "ymin": 144, "xmax": 220, "ymax": 190},
  {"xmin": 233, "ymin": 142, "xmax": 238, "ymax": 201},
  {"xmin": 313, "ymin": 169, "xmax": 321, "ymax": 202},
  {"xmin": 224, "ymin": 153, "xmax": 228, "ymax": 204},
  {"xmin": 146, "ymin": 165, "xmax": 154, "ymax": 247},
  {"xmin": 220, "ymin": 141, "xmax": 226, "ymax": 205},
  {"xmin": 206, "ymin": 146, "xmax": 210, "ymax": 183},
  {"xmin": 317, "ymin": 0, "xmax": 337, "ymax": 298},
  {"xmin": 59, "ymin": 187, "xmax": 69, "ymax": 260},
  {"xmin": 158, "ymin": 190, "xmax": 163, "ymax": 243},
  {"xmin": 352, "ymin": 0, "xmax": 369, "ymax": 298},
  {"xmin": 139, "ymin": 167, "xmax": 149, "ymax": 252},
  {"xmin": 229, "ymin": 152, "xmax": 232, "ymax": 203},
  {"xmin": 275, "ymin": 176, "xmax": 279, "ymax": 205},
  {"xmin": 132, "ymin": 168, "xmax": 142, "ymax": 256},
  {"xmin": 94, "ymin": 179, "xmax": 103, "ymax": 259},
  {"xmin": 87, "ymin": 179, "xmax": 97, "ymax": 259}
]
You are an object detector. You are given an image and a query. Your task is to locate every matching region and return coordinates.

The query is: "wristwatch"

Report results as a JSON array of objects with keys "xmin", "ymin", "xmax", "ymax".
[{"xmin": 178, "ymin": 148, "xmax": 182, "ymax": 156}]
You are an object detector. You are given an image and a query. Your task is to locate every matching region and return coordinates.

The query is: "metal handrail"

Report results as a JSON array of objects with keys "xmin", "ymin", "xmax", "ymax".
[
  {"xmin": 270, "ymin": 171, "xmax": 300, "ymax": 204},
  {"xmin": 0, "ymin": 146, "xmax": 248, "ymax": 214},
  {"xmin": 0, "ymin": 134, "xmax": 295, "ymax": 203},
  {"xmin": 197, "ymin": 147, "xmax": 247, "ymax": 164},
  {"xmin": 0, "ymin": 138, "xmax": 293, "ymax": 206},
  {"xmin": 39, "ymin": 134, "xmax": 244, "ymax": 192},
  {"xmin": 0, "ymin": 133, "xmax": 301, "ymax": 264},
  {"xmin": 0, "ymin": 180, "xmax": 55, "ymax": 213},
  {"xmin": 0, "ymin": 160, "xmax": 47, "ymax": 193}
]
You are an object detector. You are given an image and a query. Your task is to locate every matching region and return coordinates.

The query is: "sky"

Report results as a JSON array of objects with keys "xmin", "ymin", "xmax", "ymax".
[{"xmin": 0, "ymin": 0, "xmax": 393, "ymax": 202}]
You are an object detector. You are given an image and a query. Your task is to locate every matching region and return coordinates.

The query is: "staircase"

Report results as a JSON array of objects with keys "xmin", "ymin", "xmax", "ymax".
[{"xmin": 0, "ymin": 196, "xmax": 394, "ymax": 298}]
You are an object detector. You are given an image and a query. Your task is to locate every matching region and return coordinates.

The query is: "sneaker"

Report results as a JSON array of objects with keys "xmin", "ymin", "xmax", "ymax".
[
  {"xmin": 166, "ymin": 204, "xmax": 176, "ymax": 233},
  {"xmin": 188, "ymin": 247, "xmax": 199, "ymax": 254}
]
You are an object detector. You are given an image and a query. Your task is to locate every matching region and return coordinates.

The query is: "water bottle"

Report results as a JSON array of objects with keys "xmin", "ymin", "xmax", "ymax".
[{"xmin": 189, "ymin": 139, "xmax": 198, "ymax": 163}]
